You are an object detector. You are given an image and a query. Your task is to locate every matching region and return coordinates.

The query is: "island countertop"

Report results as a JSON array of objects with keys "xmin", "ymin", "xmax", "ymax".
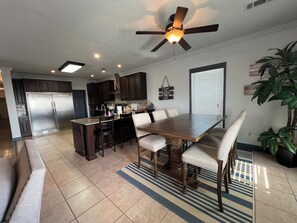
[{"xmin": 70, "ymin": 115, "xmax": 121, "ymax": 126}]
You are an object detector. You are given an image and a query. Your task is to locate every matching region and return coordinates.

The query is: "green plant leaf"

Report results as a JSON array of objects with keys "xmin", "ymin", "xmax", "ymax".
[
  {"xmin": 257, "ymin": 84, "xmax": 272, "ymax": 105},
  {"xmin": 269, "ymin": 139, "xmax": 279, "ymax": 155},
  {"xmin": 287, "ymin": 41, "xmax": 297, "ymax": 54},
  {"xmin": 288, "ymin": 98, "xmax": 297, "ymax": 109},
  {"xmin": 280, "ymin": 137, "xmax": 296, "ymax": 154}
]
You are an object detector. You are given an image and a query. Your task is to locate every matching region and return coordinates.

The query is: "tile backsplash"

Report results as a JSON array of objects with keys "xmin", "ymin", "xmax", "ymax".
[{"xmin": 16, "ymin": 104, "xmax": 27, "ymax": 116}]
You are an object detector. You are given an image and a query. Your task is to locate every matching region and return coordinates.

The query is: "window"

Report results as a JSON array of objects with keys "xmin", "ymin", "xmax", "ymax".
[{"xmin": 190, "ymin": 62, "xmax": 226, "ymax": 127}]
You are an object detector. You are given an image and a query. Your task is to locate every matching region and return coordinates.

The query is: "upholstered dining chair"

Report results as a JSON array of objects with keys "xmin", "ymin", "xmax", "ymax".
[
  {"xmin": 197, "ymin": 110, "xmax": 246, "ymax": 183},
  {"xmin": 132, "ymin": 113, "xmax": 167, "ymax": 178},
  {"xmin": 152, "ymin": 110, "xmax": 167, "ymax": 122},
  {"xmin": 203, "ymin": 110, "xmax": 246, "ymax": 167},
  {"xmin": 182, "ymin": 117, "xmax": 242, "ymax": 212},
  {"xmin": 165, "ymin": 108, "xmax": 179, "ymax": 118}
]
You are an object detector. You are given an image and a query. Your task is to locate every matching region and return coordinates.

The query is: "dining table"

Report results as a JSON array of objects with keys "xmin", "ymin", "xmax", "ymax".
[{"xmin": 137, "ymin": 113, "xmax": 226, "ymax": 179}]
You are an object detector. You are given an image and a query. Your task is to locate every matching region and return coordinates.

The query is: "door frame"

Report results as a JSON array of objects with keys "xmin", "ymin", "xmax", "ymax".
[{"xmin": 189, "ymin": 62, "xmax": 226, "ymax": 127}]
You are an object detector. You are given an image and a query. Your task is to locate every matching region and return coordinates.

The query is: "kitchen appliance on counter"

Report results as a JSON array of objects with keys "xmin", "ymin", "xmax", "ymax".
[{"xmin": 26, "ymin": 92, "xmax": 74, "ymax": 135}]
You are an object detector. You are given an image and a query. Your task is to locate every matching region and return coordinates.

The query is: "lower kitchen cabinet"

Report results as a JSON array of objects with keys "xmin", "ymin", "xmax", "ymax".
[{"xmin": 18, "ymin": 116, "xmax": 32, "ymax": 136}]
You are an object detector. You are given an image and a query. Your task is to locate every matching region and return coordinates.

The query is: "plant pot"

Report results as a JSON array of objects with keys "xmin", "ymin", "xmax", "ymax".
[{"xmin": 275, "ymin": 146, "xmax": 297, "ymax": 168}]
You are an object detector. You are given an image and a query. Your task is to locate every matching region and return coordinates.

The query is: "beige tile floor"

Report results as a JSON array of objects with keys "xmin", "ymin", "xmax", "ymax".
[{"xmin": 1, "ymin": 127, "xmax": 297, "ymax": 222}]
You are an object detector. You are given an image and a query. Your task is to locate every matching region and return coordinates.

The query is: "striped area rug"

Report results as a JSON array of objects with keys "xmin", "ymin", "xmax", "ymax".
[{"xmin": 117, "ymin": 154, "xmax": 253, "ymax": 223}]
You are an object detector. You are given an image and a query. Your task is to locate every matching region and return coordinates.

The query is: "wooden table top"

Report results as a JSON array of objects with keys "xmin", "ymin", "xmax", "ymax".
[{"xmin": 138, "ymin": 114, "xmax": 226, "ymax": 142}]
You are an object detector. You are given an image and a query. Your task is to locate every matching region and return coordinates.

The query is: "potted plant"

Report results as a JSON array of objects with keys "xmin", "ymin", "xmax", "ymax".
[{"xmin": 251, "ymin": 41, "xmax": 297, "ymax": 167}]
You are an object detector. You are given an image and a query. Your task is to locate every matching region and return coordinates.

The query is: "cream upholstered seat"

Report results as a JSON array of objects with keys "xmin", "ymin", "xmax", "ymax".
[
  {"xmin": 199, "ymin": 110, "xmax": 246, "ymax": 176},
  {"xmin": 152, "ymin": 110, "xmax": 167, "ymax": 122},
  {"xmin": 182, "ymin": 117, "xmax": 242, "ymax": 212},
  {"xmin": 165, "ymin": 108, "xmax": 179, "ymax": 118},
  {"xmin": 132, "ymin": 113, "xmax": 166, "ymax": 178}
]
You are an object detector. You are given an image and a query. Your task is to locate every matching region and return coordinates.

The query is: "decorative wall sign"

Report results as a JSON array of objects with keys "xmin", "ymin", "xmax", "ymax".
[
  {"xmin": 249, "ymin": 63, "xmax": 270, "ymax": 76},
  {"xmin": 159, "ymin": 76, "xmax": 174, "ymax": 100},
  {"xmin": 244, "ymin": 85, "xmax": 256, "ymax": 95}
]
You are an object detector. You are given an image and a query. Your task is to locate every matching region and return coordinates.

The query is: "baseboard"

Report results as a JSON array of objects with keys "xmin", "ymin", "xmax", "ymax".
[
  {"xmin": 12, "ymin": 137, "xmax": 22, "ymax": 142},
  {"xmin": 237, "ymin": 142, "xmax": 264, "ymax": 152}
]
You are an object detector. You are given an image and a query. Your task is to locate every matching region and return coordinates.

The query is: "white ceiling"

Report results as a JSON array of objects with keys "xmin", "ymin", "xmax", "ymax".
[{"xmin": 0, "ymin": 0, "xmax": 297, "ymax": 80}]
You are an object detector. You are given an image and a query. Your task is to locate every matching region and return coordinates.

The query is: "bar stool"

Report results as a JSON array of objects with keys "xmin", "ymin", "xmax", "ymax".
[
  {"xmin": 95, "ymin": 116, "xmax": 116, "ymax": 157},
  {"xmin": 119, "ymin": 113, "xmax": 133, "ymax": 149}
]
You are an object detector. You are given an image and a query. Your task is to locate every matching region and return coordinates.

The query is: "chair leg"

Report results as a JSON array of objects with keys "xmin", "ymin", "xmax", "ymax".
[
  {"xmin": 224, "ymin": 172, "xmax": 229, "ymax": 194},
  {"xmin": 120, "ymin": 130, "xmax": 123, "ymax": 149},
  {"xmin": 101, "ymin": 135, "xmax": 105, "ymax": 157},
  {"xmin": 167, "ymin": 145, "xmax": 171, "ymax": 168},
  {"xmin": 227, "ymin": 154, "xmax": 232, "ymax": 184},
  {"xmin": 153, "ymin": 152, "xmax": 158, "ymax": 178},
  {"xmin": 182, "ymin": 162, "xmax": 188, "ymax": 193},
  {"xmin": 217, "ymin": 161, "xmax": 224, "ymax": 212},
  {"xmin": 150, "ymin": 152, "xmax": 153, "ymax": 161},
  {"xmin": 137, "ymin": 144, "xmax": 141, "ymax": 169}
]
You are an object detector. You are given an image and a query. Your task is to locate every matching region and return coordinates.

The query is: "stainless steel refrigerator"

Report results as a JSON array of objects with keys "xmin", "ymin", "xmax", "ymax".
[{"xmin": 26, "ymin": 93, "xmax": 74, "ymax": 135}]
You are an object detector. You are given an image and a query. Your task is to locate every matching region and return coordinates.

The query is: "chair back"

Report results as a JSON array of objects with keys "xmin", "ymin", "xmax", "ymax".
[
  {"xmin": 166, "ymin": 108, "xmax": 178, "ymax": 118},
  {"xmin": 238, "ymin": 110, "xmax": 246, "ymax": 126},
  {"xmin": 152, "ymin": 110, "xmax": 167, "ymax": 122},
  {"xmin": 217, "ymin": 118, "xmax": 242, "ymax": 162},
  {"xmin": 98, "ymin": 116, "xmax": 114, "ymax": 135},
  {"xmin": 120, "ymin": 113, "xmax": 132, "ymax": 128},
  {"xmin": 132, "ymin": 113, "xmax": 151, "ymax": 138}
]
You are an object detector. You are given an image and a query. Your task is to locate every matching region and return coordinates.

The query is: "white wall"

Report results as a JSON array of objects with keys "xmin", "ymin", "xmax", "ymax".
[
  {"xmin": 122, "ymin": 23, "xmax": 297, "ymax": 145},
  {"xmin": 0, "ymin": 67, "xmax": 22, "ymax": 139}
]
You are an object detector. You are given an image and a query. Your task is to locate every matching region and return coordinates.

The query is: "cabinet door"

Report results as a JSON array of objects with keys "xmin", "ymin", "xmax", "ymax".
[
  {"xmin": 108, "ymin": 80, "xmax": 115, "ymax": 101},
  {"xmin": 19, "ymin": 116, "xmax": 32, "ymax": 136},
  {"xmin": 51, "ymin": 81, "xmax": 60, "ymax": 92},
  {"xmin": 12, "ymin": 79, "xmax": 26, "ymax": 104},
  {"xmin": 59, "ymin": 82, "xmax": 72, "ymax": 92},
  {"xmin": 134, "ymin": 72, "xmax": 147, "ymax": 100},
  {"xmin": 120, "ymin": 76, "xmax": 129, "ymax": 100},
  {"xmin": 23, "ymin": 79, "xmax": 39, "ymax": 92},
  {"xmin": 128, "ymin": 76, "xmax": 135, "ymax": 100},
  {"xmin": 39, "ymin": 80, "xmax": 51, "ymax": 92}
]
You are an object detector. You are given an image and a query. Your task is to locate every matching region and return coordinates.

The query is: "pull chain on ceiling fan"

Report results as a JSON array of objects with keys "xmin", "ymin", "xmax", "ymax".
[{"xmin": 136, "ymin": 6, "xmax": 219, "ymax": 52}]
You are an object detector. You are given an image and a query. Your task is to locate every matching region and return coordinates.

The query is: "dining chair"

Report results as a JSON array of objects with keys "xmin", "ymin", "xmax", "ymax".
[
  {"xmin": 182, "ymin": 117, "xmax": 242, "ymax": 212},
  {"xmin": 119, "ymin": 113, "xmax": 133, "ymax": 149},
  {"xmin": 152, "ymin": 110, "xmax": 167, "ymax": 122},
  {"xmin": 198, "ymin": 110, "xmax": 246, "ymax": 182},
  {"xmin": 165, "ymin": 108, "xmax": 179, "ymax": 118},
  {"xmin": 95, "ymin": 115, "xmax": 116, "ymax": 157},
  {"xmin": 132, "ymin": 113, "xmax": 167, "ymax": 178}
]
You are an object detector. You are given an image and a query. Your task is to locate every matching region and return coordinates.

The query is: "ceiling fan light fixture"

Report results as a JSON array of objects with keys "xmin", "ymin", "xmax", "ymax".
[{"xmin": 165, "ymin": 29, "xmax": 184, "ymax": 44}]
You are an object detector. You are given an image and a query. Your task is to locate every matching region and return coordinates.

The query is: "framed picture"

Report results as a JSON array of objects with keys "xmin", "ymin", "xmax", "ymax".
[
  {"xmin": 244, "ymin": 85, "xmax": 256, "ymax": 95},
  {"xmin": 159, "ymin": 76, "xmax": 174, "ymax": 100}
]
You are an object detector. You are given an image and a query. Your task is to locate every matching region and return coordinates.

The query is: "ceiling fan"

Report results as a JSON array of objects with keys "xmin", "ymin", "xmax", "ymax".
[{"xmin": 136, "ymin": 6, "xmax": 219, "ymax": 52}]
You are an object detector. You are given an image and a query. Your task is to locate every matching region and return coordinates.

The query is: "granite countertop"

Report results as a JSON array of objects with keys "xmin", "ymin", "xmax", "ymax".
[{"xmin": 71, "ymin": 114, "xmax": 123, "ymax": 126}]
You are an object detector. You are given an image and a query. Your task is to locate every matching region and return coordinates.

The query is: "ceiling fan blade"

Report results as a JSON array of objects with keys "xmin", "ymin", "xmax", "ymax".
[
  {"xmin": 136, "ymin": 31, "xmax": 165, "ymax": 35},
  {"xmin": 151, "ymin": 39, "xmax": 168, "ymax": 52},
  {"xmin": 184, "ymin": 24, "xmax": 219, "ymax": 34},
  {"xmin": 179, "ymin": 38, "xmax": 191, "ymax": 51},
  {"xmin": 173, "ymin": 7, "xmax": 188, "ymax": 28}
]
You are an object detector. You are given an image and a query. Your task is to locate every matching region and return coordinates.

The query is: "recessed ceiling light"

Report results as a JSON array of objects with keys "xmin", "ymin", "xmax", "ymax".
[
  {"xmin": 51, "ymin": 70, "xmax": 56, "ymax": 73},
  {"xmin": 117, "ymin": 64, "xmax": 122, "ymax": 68},
  {"xmin": 91, "ymin": 74, "xmax": 94, "ymax": 77},
  {"xmin": 94, "ymin": 53, "xmax": 100, "ymax": 59},
  {"xmin": 58, "ymin": 61, "xmax": 85, "ymax": 73},
  {"xmin": 102, "ymin": 68, "xmax": 106, "ymax": 73}
]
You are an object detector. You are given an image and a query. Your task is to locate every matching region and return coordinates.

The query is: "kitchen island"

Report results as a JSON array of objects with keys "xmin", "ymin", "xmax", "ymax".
[
  {"xmin": 71, "ymin": 115, "xmax": 133, "ymax": 160},
  {"xmin": 71, "ymin": 116, "xmax": 120, "ymax": 160}
]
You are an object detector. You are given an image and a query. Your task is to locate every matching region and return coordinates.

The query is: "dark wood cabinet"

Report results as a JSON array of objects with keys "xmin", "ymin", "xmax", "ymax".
[
  {"xmin": 87, "ymin": 83, "xmax": 100, "ymax": 105},
  {"xmin": 19, "ymin": 116, "xmax": 32, "ymax": 136},
  {"xmin": 120, "ymin": 72, "xmax": 147, "ymax": 100},
  {"xmin": 12, "ymin": 79, "xmax": 26, "ymax": 104},
  {"xmin": 23, "ymin": 79, "xmax": 40, "ymax": 92},
  {"xmin": 99, "ymin": 80, "xmax": 115, "ymax": 101},
  {"xmin": 120, "ymin": 76, "xmax": 129, "ymax": 100},
  {"xmin": 23, "ymin": 79, "xmax": 72, "ymax": 92}
]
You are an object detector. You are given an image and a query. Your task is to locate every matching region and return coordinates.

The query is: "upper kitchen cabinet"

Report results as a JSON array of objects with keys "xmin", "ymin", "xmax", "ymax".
[
  {"xmin": 23, "ymin": 79, "xmax": 40, "ymax": 92},
  {"xmin": 120, "ymin": 72, "xmax": 147, "ymax": 100},
  {"xmin": 12, "ymin": 79, "xmax": 26, "ymax": 104},
  {"xmin": 99, "ymin": 80, "xmax": 115, "ymax": 101},
  {"xmin": 87, "ymin": 83, "xmax": 99, "ymax": 105},
  {"xmin": 23, "ymin": 79, "xmax": 72, "ymax": 92}
]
